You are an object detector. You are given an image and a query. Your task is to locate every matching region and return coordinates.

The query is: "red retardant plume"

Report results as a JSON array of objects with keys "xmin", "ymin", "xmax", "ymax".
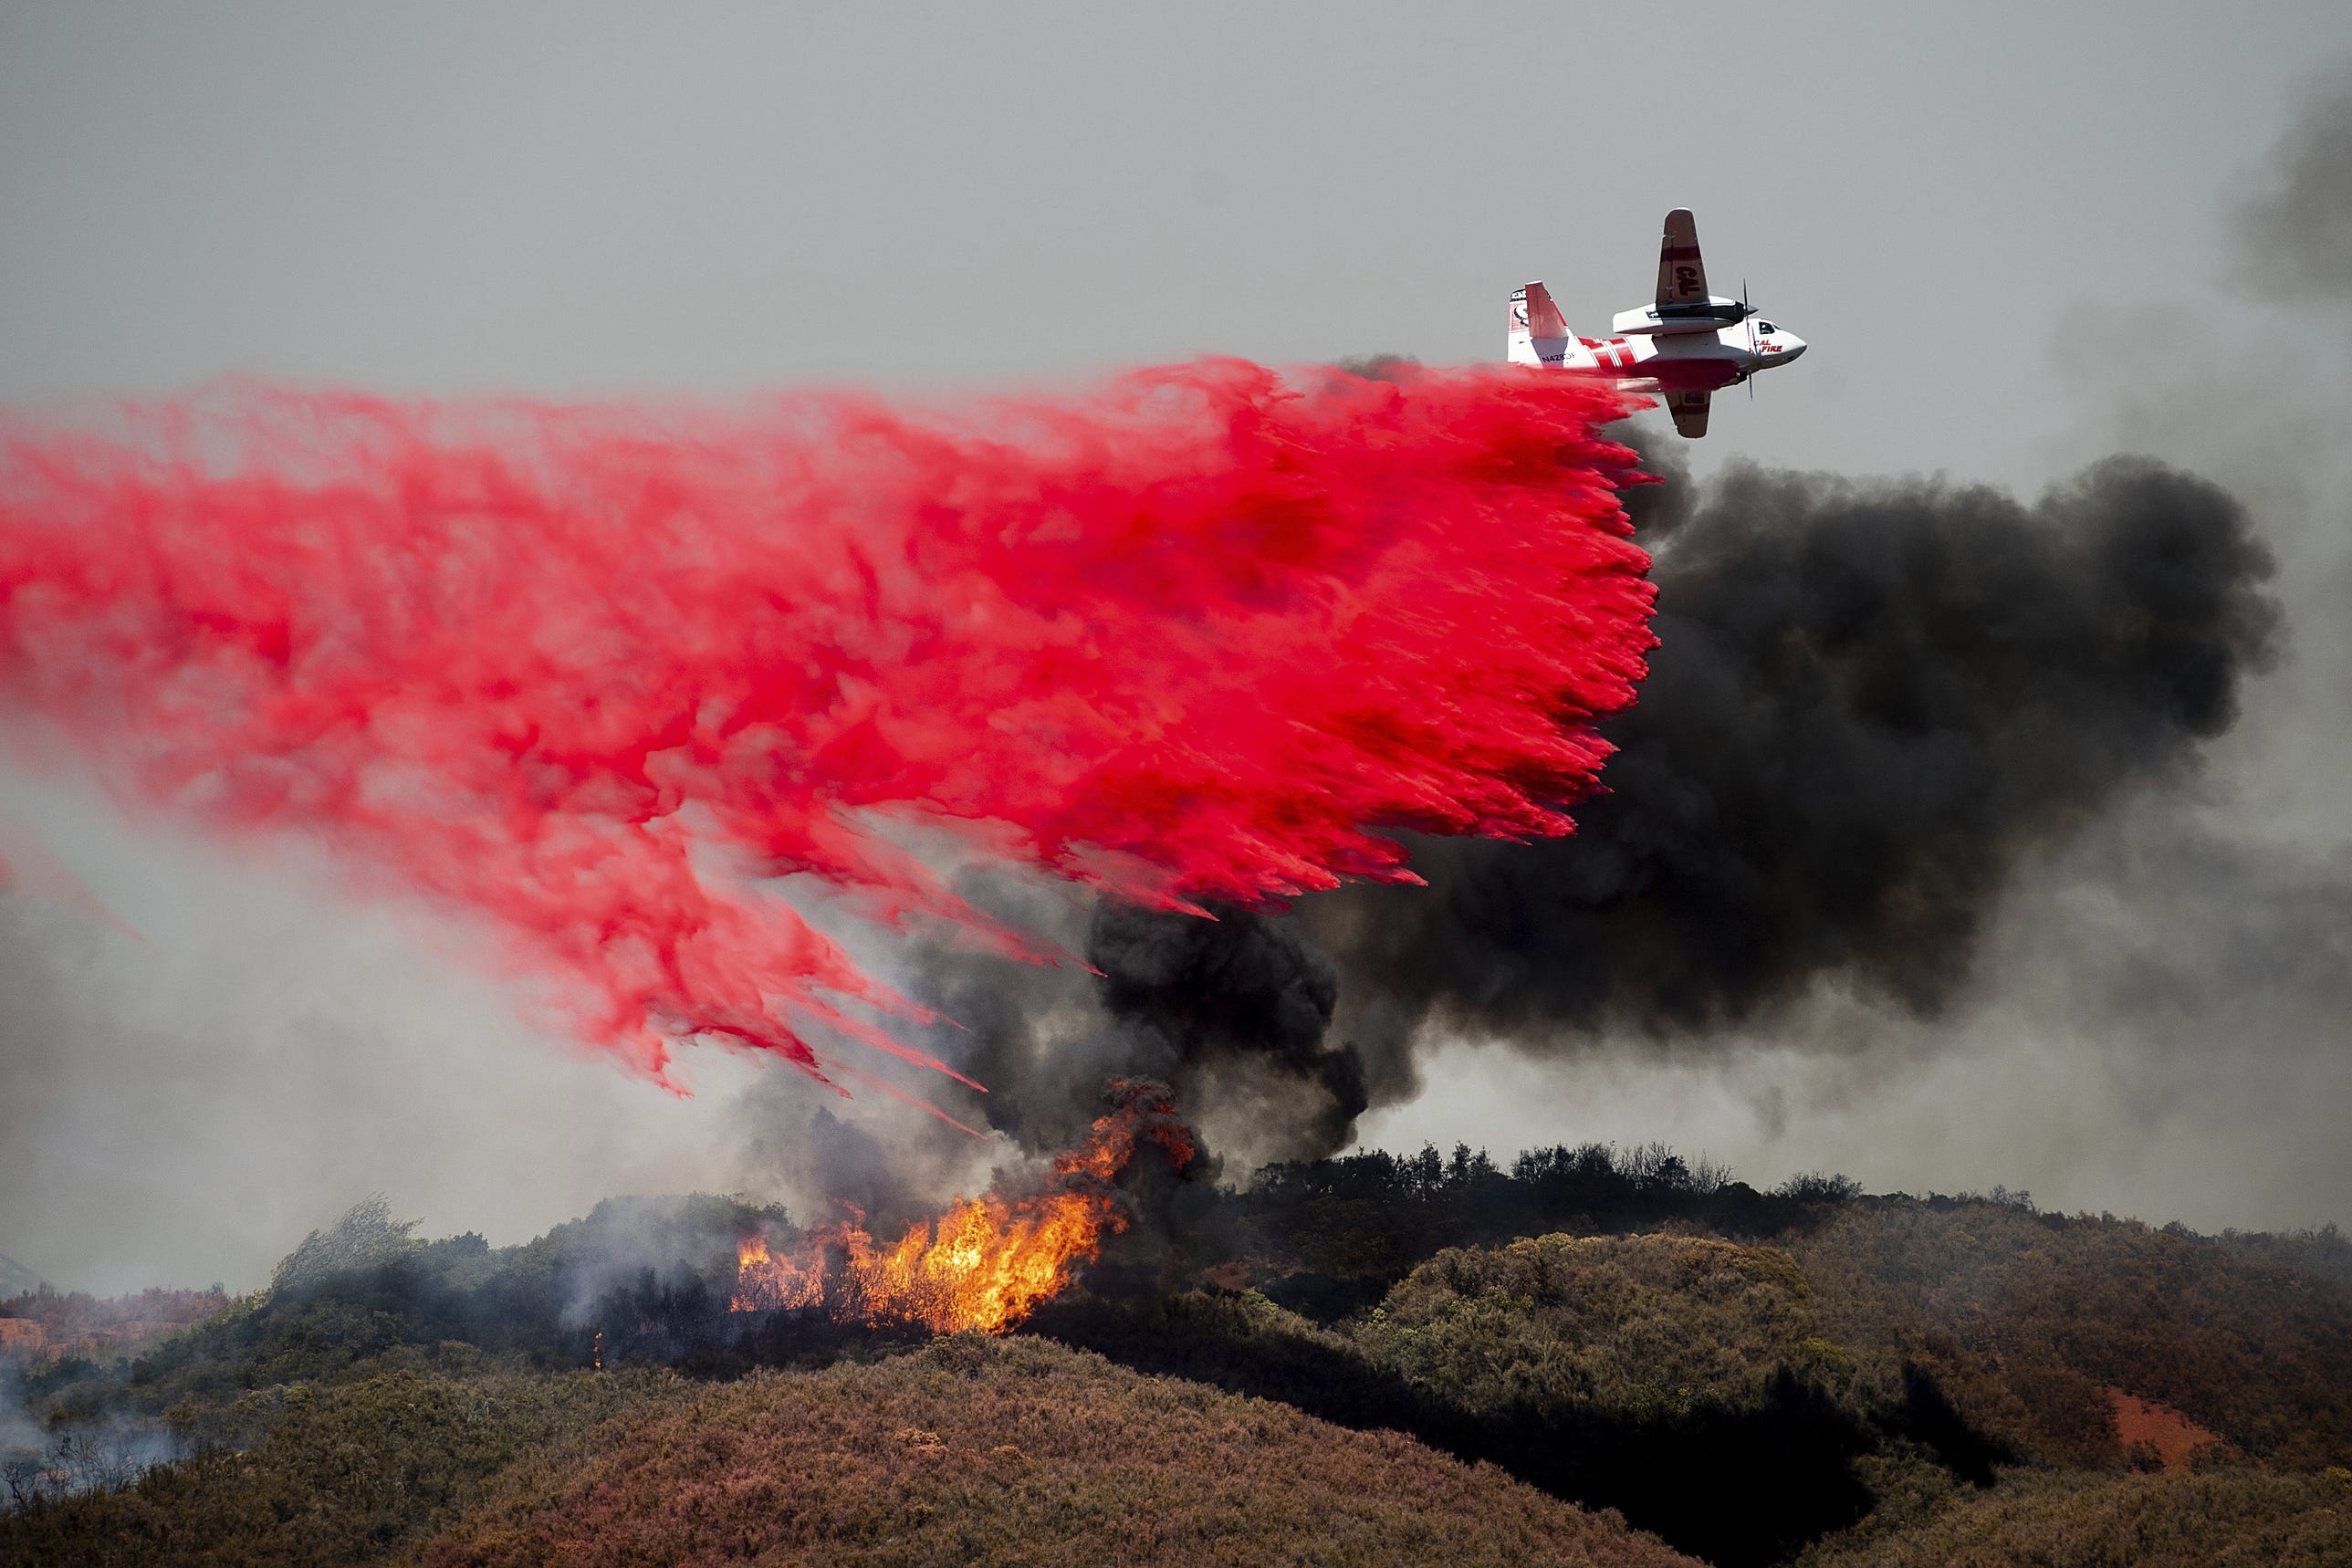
[{"xmin": 0, "ymin": 361, "xmax": 1654, "ymax": 1096}]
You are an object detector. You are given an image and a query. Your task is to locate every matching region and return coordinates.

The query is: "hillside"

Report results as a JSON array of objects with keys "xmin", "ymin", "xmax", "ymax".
[
  {"xmin": 1030, "ymin": 1236, "xmax": 1955, "ymax": 1565},
  {"xmin": 6, "ymin": 1144, "xmax": 2351, "ymax": 1567},
  {"xmin": 1, "ymin": 1343, "xmax": 1694, "ymax": 1568},
  {"xmin": 419, "ymin": 1336, "xmax": 1695, "ymax": 1568},
  {"xmin": 1789, "ymin": 1201, "xmax": 2352, "ymax": 1470}
]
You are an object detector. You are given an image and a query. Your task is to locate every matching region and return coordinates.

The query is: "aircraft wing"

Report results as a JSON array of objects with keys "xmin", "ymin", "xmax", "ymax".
[
  {"xmin": 1655, "ymin": 207, "xmax": 1708, "ymax": 308},
  {"xmin": 1667, "ymin": 389, "xmax": 1711, "ymax": 438}
]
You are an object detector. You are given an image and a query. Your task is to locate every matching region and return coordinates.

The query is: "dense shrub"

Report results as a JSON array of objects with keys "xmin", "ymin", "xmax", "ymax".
[
  {"xmin": 1344, "ymin": 1235, "xmax": 1925, "ymax": 1567},
  {"xmin": 1358, "ymin": 1235, "xmax": 1842, "ymax": 1420}
]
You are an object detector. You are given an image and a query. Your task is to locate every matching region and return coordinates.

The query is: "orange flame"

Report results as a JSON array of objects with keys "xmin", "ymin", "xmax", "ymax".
[{"xmin": 730, "ymin": 1079, "xmax": 1193, "ymax": 1334}]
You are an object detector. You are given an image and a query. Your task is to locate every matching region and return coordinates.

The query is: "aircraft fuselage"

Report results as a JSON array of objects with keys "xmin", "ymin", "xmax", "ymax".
[{"xmin": 1576, "ymin": 319, "xmax": 1806, "ymax": 394}]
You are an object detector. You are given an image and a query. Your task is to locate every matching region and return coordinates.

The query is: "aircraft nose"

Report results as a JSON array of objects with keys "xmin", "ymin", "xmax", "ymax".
[{"xmin": 1776, "ymin": 333, "xmax": 1806, "ymax": 361}]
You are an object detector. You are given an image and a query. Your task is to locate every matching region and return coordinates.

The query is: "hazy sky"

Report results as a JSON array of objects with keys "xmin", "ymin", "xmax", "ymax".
[
  {"xmin": 5, "ymin": 3, "xmax": 2349, "ymax": 1291},
  {"xmin": 6, "ymin": 3, "xmax": 2347, "ymax": 479}
]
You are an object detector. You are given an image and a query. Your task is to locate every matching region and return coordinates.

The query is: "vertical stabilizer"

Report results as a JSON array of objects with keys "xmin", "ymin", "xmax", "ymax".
[
  {"xmin": 1508, "ymin": 282, "xmax": 1592, "ymax": 368},
  {"xmin": 1508, "ymin": 286, "xmax": 1539, "ymax": 364}
]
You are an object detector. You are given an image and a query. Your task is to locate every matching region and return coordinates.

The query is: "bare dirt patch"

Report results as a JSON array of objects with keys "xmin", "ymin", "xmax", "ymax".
[{"xmin": 2108, "ymin": 1387, "xmax": 2223, "ymax": 1472}]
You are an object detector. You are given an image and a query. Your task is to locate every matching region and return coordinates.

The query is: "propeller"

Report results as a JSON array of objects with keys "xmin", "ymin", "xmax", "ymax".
[{"xmin": 1744, "ymin": 278, "xmax": 1755, "ymax": 398}]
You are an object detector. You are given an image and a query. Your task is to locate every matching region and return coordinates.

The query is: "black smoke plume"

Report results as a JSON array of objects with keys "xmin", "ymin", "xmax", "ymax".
[
  {"xmin": 1299, "ymin": 451, "xmax": 2280, "ymax": 1075},
  {"xmin": 888, "ymin": 445, "xmax": 2280, "ymax": 1166}
]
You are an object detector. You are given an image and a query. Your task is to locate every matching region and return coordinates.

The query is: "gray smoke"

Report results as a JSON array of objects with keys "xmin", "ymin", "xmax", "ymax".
[
  {"xmin": 869, "ymin": 890, "xmax": 1357, "ymax": 1174},
  {"xmin": 2236, "ymin": 63, "xmax": 2352, "ymax": 301}
]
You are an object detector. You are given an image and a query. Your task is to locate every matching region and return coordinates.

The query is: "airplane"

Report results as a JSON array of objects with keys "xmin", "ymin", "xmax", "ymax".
[{"xmin": 1508, "ymin": 208, "xmax": 1805, "ymax": 438}]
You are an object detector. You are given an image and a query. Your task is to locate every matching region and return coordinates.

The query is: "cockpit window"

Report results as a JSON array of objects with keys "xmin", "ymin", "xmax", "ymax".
[{"xmin": 1758, "ymin": 322, "xmax": 1776, "ymax": 334}]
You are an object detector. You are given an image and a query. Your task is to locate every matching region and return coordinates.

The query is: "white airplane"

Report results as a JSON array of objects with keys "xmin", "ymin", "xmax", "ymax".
[{"xmin": 1508, "ymin": 208, "xmax": 1805, "ymax": 438}]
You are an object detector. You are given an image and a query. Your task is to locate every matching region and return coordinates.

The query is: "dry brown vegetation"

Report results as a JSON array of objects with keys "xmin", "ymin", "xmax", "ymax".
[
  {"xmin": 0, "ymin": 1365, "xmax": 659, "ymax": 1568},
  {"xmin": 417, "ymin": 1335, "xmax": 1698, "ymax": 1568},
  {"xmin": 1797, "ymin": 1466, "xmax": 2352, "ymax": 1567}
]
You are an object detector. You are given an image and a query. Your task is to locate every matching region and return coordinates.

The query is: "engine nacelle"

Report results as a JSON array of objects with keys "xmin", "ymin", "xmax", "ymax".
[{"xmin": 1612, "ymin": 297, "xmax": 1754, "ymax": 337}]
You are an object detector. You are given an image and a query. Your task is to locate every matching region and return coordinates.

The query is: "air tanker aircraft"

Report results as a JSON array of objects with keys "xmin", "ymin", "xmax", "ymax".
[{"xmin": 1509, "ymin": 208, "xmax": 1805, "ymax": 438}]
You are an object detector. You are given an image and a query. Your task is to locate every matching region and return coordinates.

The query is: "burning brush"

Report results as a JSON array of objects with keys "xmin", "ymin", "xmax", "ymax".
[{"xmin": 730, "ymin": 1079, "xmax": 1196, "ymax": 1334}]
